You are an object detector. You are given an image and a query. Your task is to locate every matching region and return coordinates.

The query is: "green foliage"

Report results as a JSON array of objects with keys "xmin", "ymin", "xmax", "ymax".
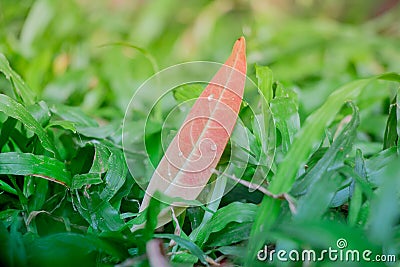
[{"xmin": 1, "ymin": 1, "xmax": 400, "ymax": 266}]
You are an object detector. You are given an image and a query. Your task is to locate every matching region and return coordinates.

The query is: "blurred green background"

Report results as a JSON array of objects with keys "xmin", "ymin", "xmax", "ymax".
[
  {"xmin": 1, "ymin": 0, "xmax": 399, "ymax": 120},
  {"xmin": 1, "ymin": 1, "xmax": 400, "ymax": 266}
]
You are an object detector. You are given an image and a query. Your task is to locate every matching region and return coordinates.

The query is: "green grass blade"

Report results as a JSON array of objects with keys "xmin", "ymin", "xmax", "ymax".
[
  {"xmin": 75, "ymin": 121, "xmax": 121, "ymax": 139},
  {"xmin": 50, "ymin": 104, "xmax": 98, "ymax": 127},
  {"xmin": 367, "ymin": 159, "xmax": 400, "ymax": 245},
  {"xmin": 193, "ymin": 202, "xmax": 258, "ymax": 247},
  {"xmin": 206, "ymin": 221, "xmax": 252, "ymax": 247},
  {"xmin": 247, "ymin": 74, "xmax": 400, "ymax": 265},
  {"xmin": 383, "ymin": 95, "xmax": 398, "ymax": 149},
  {"xmin": 0, "ymin": 152, "xmax": 71, "ymax": 186},
  {"xmin": 155, "ymin": 234, "xmax": 208, "ymax": 265},
  {"xmin": 100, "ymin": 147, "xmax": 127, "ymax": 202},
  {"xmin": 0, "ymin": 94, "xmax": 56, "ymax": 156},
  {"xmin": 269, "ymin": 79, "xmax": 371, "ymax": 195},
  {"xmin": 270, "ymin": 89, "xmax": 300, "ymax": 154},
  {"xmin": 0, "ymin": 179, "xmax": 17, "ymax": 195},
  {"xmin": 0, "ymin": 117, "xmax": 17, "ymax": 151},
  {"xmin": 0, "ymin": 54, "xmax": 36, "ymax": 105},
  {"xmin": 295, "ymin": 170, "xmax": 343, "ymax": 221},
  {"xmin": 292, "ymin": 102, "xmax": 360, "ymax": 196},
  {"xmin": 71, "ymin": 173, "xmax": 103, "ymax": 190},
  {"xmin": 365, "ymin": 147, "xmax": 397, "ymax": 186},
  {"xmin": 256, "ymin": 65, "xmax": 273, "ymax": 103},
  {"xmin": 348, "ymin": 149, "xmax": 367, "ymax": 226}
]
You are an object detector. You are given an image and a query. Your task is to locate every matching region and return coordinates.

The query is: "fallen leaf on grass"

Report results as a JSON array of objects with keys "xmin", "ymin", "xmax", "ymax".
[{"xmin": 137, "ymin": 37, "xmax": 247, "ymax": 228}]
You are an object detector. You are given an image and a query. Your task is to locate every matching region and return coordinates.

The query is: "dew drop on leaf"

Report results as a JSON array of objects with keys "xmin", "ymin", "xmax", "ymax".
[{"xmin": 210, "ymin": 143, "xmax": 217, "ymax": 151}]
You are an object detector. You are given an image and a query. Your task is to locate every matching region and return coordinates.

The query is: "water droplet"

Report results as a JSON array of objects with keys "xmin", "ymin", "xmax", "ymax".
[
  {"xmin": 207, "ymin": 94, "xmax": 214, "ymax": 101},
  {"xmin": 210, "ymin": 143, "xmax": 217, "ymax": 151},
  {"xmin": 178, "ymin": 151, "xmax": 183, "ymax": 157},
  {"xmin": 231, "ymin": 97, "xmax": 235, "ymax": 101},
  {"xmin": 168, "ymin": 171, "xmax": 172, "ymax": 177}
]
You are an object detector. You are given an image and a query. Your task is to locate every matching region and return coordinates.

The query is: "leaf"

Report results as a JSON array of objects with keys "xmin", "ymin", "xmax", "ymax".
[
  {"xmin": 0, "ymin": 179, "xmax": 17, "ymax": 195},
  {"xmin": 383, "ymin": 94, "xmax": 398, "ymax": 149},
  {"xmin": 71, "ymin": 173, "xmax": 103, "ymax": 190},
  {"xmin": 270, "ymin": 79, "xmax": 371, "ymax": 195},
  {"xmin": 252, "ymin": 65, "xmax": 276, "ymax": 186},
  {"xmin": 270, "ymin": 85, "xmax": 300, "ymax": 154},
  {"xmin": 295, "ymin": 171, "xmax": 343, "ymax": 221},
  {"xmin": 291, "ymin": 102, "xmax": 360, "ymax": 197},
  {"xmin": 192, "ymin": 202, "xmax": 258, "ymax": 247},
  {"xmin": 154, "ymin": 234, "xmax": 208, "ymax": 265},
  {"xmin": 130, "ymin": 192, "xmax": 213, "ymax": 233},
  {"xmin": 255, "ymin": 65, "xmax": 273, "ymax": 103},
  {"xmin": 217, "ymin": 245, "xmax": 246, "ymax": 258},
  {"xmin": 247, "ymin": 74, "xmax": 400, "ymax": 265},
  {"xmin": 50, "ymin": 104, "xmax": 98, "ymax": 127},
  {"xmin": 99, "ymin": 146, "xmax": 127, "ymax": 202},
  {"xmin": 348, "ymin": 149, "xmax": 366, "ymax": 226},
  {"xmin": 139, "ymin": 37, "xmax": 247, "ymax": 227},
  {"xmin": 187, "ymin": 172, "xmax": 228, "ymax": 249},
  {"xmin": 171, "ymin": 252, "xmax": 198, "ymax": 264},
  {"xmin": 131, "ymin": 192, "xmax": 166, "ymax": 248},
  {"xmin": 367, "ymin": 159, "xmax": 400, "ymax": 245},
  {"xmin": 0, "ymin": 54, "xmax": 36, "ymax": 104},
  {"xmin": 0, "ymin": 94, "xmax": 56, "ymax": 156},
  {"xmin": 0, "ymin": 152, "xmax": 71, "ymax": 186},
  {"xmin": 70, "ymin": 142, "xmax": 111, "ymax": 189},
  {"xmin": 0, "ymin": 117, "xmax": 17, "ymax": 151},
  {"xmin": 27, "ymin": 101, "xmax": 51, "ymax": 127},
  {"xmin": 75, "ymin": 121, "xmax": 121, "ymax": 139},
  {"xmin": 46, "ymin": 120, "xmax": 77, "ymax": 133},
  {"xmin": 365, "ymin": 147, "xmax": 397, "ymax": 187},
  {"xmin": 71, "ymin": 191, "xmax": 125, "ymax": 232},
  {"xmin": 206, "ymin": 221, "xmax": 252, "ymax": 247}
]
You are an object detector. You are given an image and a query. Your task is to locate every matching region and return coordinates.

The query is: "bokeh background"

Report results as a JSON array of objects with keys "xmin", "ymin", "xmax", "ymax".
[
  {"xmin": 1, "ymin": 1, "xmax": 400, "ymax": 266},
  {"xmin": 1, "ymin": 0, "xmax": 399, "ymax": 119}
]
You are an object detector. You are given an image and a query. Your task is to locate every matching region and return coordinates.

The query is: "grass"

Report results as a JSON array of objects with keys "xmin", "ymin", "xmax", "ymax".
[{"xmin": 1, "ymin": 1, "xmax": 400, "ymax": 266}]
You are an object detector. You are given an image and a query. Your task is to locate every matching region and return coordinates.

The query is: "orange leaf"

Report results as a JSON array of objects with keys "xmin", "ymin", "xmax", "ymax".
[{"xmin": 139, "ymin": 37, "xmax": 247, "ymax": 228}]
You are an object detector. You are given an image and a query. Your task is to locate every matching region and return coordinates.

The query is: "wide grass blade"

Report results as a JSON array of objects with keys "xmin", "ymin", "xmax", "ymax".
[
  {"xmin": 154, "ymin": 234, "xmax": 208, "ymax": 265},
  {"xmin": 0, "ymin": 152, "xmax": 71, "ymax": 186},
  {"xmin": 292, "ymin": 103, "xmax": 362, "ymax": 220},
  {"xmin": 0, "ymin": 94, "xmax": 56, "ymax": 156},
  {"xmin": 247, "ymin": 73, "xmax": 400, "ymax": 266},
  {"xmin": 383, "ymin": 94, "xmax": 399, "ymax": 149},
  {"xmin": 192, "ymin": 202, "xmax": 257, "ymax": 247},
  {"xmin": 0, "ymin": 54, "xmax": 36, "ymax": 104}
]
